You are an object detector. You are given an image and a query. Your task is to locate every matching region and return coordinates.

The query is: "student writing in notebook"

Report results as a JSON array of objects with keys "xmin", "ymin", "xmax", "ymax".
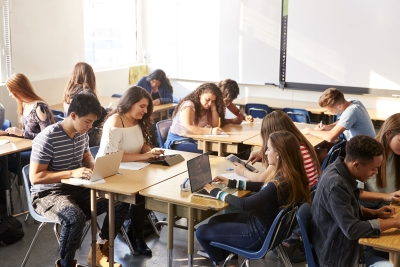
[
  {"xmin": 136, "ymin": 69, "xmax": 173, "ymax": 106},
  {"xmin": 29, "ymin": 92, "xmax": 129, "ymax": 267},
  {"xmin": 97, "ymin": 86, "xmax": 163, "ymax": 256},
  {"xmin": 164, "ymin": 83, "xmax": 225, "ymax": 153},
  {"xmin": 196, "ymin": 130, "xmax": 310, "ymax": 267}
]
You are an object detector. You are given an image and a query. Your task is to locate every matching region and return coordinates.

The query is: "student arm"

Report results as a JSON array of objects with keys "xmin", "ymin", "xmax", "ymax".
[
  {"xmin": 82, "ymin": 150, "xmax": 95, "ymax": 169},
  {"xmin": 180, "ymin": 106, "xmax": 222, "ymax": 134},
  {"xmin": 360, "ymin": 189, "xmax": 400, "ymax": 203},
  {"xmin": 233, "ymin": 162, "xmax": 275, "ymax": 182},
  {"xmin": 225, "ymin": 103, "xmax": 244, "ymax": 124},
  {"xmin": 302, "ymin": 123, "xmax": 345, "ymax": 142},
  {"xmin": 29, "ymin": 162, "xmax": 91, "ymax": 185},
  {"xmin": 158, "ymin": 85, "xmax": 173, "ymax": 104}
]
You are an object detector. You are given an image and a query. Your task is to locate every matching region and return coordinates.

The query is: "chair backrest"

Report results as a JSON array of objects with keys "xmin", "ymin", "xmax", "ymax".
[
  {"xmin": 156, "ymin": 119, "xmax": 173, "ymax": 148},
  {"xmin": 282, "ymin": 108, "xmax": 311, "ymax": 124},
  {"xmin": 51, "ymin": 109, "xmax": 65, "ymax": 117},
  {"xmin": 2, "ymin": 119, "xmax": 11, "ymax": 130},
  {"xmin": 245, "ymin": 103, "xmax": 271, "ymax": 119},
  {"xmin": 111, "ymin": 93, "xmax": 122, "ymax": 98},
  {"xmin": 296, "ymin": 203, "xmax": 318, "ymax": 267},
  {"xmin": 54, "ymin": 115, "xmax": 65, "ymax": 122},
  {"xmin": 90, "ymin": 146, "xmax": 100, "ymax": 158},
  {"xmin": 22, "ymin": 165, "xmax": 54, "ymax": 223},
  {"xmin": 321, "ymin": 140, "xmax": 347, "ymax": 171},
  {"xmin": 172, "ymin": 96, "xmax": 181, "ymax": 104}
]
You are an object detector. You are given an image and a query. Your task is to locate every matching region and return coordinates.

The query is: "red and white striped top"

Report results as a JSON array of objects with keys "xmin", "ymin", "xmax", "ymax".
[{"xmin": 300, "ymin": 145, "xmax": 319, "ymax": 188}]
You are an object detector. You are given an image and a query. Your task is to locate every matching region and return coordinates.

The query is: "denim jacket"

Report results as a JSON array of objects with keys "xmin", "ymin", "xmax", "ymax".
[{"xmin": 311, "ymin": 157, "xmax": 381, "ymax": 267}]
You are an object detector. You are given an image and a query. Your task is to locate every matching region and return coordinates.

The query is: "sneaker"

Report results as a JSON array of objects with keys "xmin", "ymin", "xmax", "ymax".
[
  {"xmin": 55, "ymin": 259, "xmax": 84, "ymax": 267},
  {"xmin": 87, "ymin": 241, "xmax": 122, "ymax": 267},
  {"xmin": 197, "ymin": 250, "xmax": 210, "ymax": 259}
]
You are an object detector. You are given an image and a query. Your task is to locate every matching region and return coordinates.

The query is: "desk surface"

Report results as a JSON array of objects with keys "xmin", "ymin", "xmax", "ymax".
[{"xmin": 0, "ymin": 136, "xmax": 33, "ymax": 156}]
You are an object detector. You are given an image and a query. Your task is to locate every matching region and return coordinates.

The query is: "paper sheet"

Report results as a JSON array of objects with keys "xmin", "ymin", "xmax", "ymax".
[
  {"xmin": 0, "ymin": 139, "xmax": 10, "ymax": 146},
  {"xmin": 69, "ymin": 178, "xmax": 106, "ymax": 185},
  {"xmin": 204, "ymin": 132, "xmax": 229, "ymax": 138},
  {"xmin": 217, "ymin": 172, "xmax": 249, "ymax": 181},
  {"xmin": 119, "ymin": 162, "xmax": 150, "ymax": 170}
]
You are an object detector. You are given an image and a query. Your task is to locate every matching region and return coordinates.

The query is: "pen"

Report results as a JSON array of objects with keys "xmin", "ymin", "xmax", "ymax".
[
  {"xmin": 226, "ymin": 168, "xmax": 234, "ymax": 171},
  {"xmin": 319, "ymin": 120, "xmax": 323, "ymax": 128}
]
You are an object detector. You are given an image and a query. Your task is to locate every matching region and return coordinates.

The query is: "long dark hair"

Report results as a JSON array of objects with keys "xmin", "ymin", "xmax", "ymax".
[
  {"xmin": 146, "ymin": 69, "xmax": 173, "ymax": 92},
  {"xmin": 105, "ymin": 86, "xmax": 154, "ymax": 146},
  {"xmin": 172, "ymin": 83, "xmax": 225, "ymax": 126}
]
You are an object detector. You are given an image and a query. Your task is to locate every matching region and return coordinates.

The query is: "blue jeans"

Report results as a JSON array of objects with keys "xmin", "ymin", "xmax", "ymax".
[
  {"xmin": 196, "ymin": 212, "xmax": 268, "ymax": 265},
  {"xmin": 365, "ymin": 246, "xmax": 392, "ymax": 267}
]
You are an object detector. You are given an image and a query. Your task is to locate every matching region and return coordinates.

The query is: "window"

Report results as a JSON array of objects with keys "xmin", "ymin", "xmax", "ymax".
[{"xmin": 84, "ymin": 0, "xmax": 137, "ymax": 69}]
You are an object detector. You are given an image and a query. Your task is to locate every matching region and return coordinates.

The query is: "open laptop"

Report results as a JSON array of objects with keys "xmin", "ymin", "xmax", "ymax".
[
  {"xmin": 69, "ymin": 150, "xmax": 124, "ymax": 184},
  {"xmin": 187, "ymin": 153, "xmax": 237, "ymax": 198}
]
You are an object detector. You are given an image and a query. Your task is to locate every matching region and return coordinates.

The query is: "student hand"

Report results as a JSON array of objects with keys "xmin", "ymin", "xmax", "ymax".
[
  {"xmin": 152, "ymin": 99, "xmax": 161, "ymax": 106},
  {"xmin": 72, "ymin": 167, "xmax": 93, "ymax": 180},
  {"xmin": 212, "ymin": 175, "xmax": 229, "ymax": 186},
  {"xmin": 245, "ymin": 115, "xmax": 254, "ymax": 122},
  {"xmin": 150, "ymin": 148, "xmax": 165, "ymax": 155},
  {"xmin": 231, "ymin": 116, "xmax": 243, "ymax": 124},
  {"xmin": 211, "ymin": 127, "xmax": 224, "ymax": 135},
  {"xmin": 375, "ymin": 206, "xmax": 396, "ymax": 219},
  {"xmin": 203, "ymin": 183, "xmax": 216, "ymax": 193},
  {"xmin": 387, "ymin": 190, "xmax": 400, "ymax": 203},
  {"xmin": 247, "ymin": 150, "xmax": 262, "ymax": 165},
  {"xmin": 5, "ymin": 127, "xmax": 23, "ymax": 137},
  {"xmin": 0, "ymin": 130, "xmax": 8, "ymax": 136},
  {"xmin": 233, "ymin": 162, "xmax": 246, "ymax": 176},
  {"xmin": 301, "ymin": 127, "xmax": 312, "ymax": 135}
]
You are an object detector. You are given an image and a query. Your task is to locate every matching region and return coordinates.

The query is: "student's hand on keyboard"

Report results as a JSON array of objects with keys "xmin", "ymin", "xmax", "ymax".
[
  {"xmin": 375, "ymin": 206, "xmax": 396, "ymax": 219},
  {"xmin": 203, "ymin": 183, "xmax": 216, "ymax": 193},
  {"xmin": 72, "ymin": 167, "xmax": 93, "ymax": 180},
  {"xmin": 212, "ymin": 176, "xmax": 229, "ymax": 186}
]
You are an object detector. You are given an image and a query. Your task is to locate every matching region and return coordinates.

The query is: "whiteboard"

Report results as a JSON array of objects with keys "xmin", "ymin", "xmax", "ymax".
[
  {"xmin": 144, "ymin": 0, "xmax": 281, "ymax": 85},
  {"xmin": 286, "ymin": 0, "xmax": 400, "ymax": 91}
]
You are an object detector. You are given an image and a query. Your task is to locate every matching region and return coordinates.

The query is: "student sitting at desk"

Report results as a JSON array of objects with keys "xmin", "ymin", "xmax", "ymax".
[
  {"xmin": 164, "ymin": 83, "xmax": 225, "ymax": 153},
  {"xmin": 358, "ymin": 113, "xmax": 400, "ymax": 209},
  {"xmin": 196, "ymin": 130, "xmax": 311, "ymax": 267},
  {"xmin": 30, "ymin": 92, "xmax": 129, "ymax": 267},
  {"xmin": 217, "ymin": 79, "xmax": 253, "ymax": 124},
  {"xmin": 62, "ymin": 62, "xmax": 108, "ymax": 146},
  {"xmin": 240, "ymin": 111, "xmax": 320, "ymax": 188},
  {"xmin": 311, "ymin": 135, "xmax": 400, "ymax": 267},
  {"xmin": 97, "ymin": 86, "xmax": 163, "ymax": 256},
  {"xmin": 136, "ymin": 69, "xmax": 173, "ymax": 106},
  {"xmin": 301, "ymin": 88, "xmax": 375, "ymax": 142}
]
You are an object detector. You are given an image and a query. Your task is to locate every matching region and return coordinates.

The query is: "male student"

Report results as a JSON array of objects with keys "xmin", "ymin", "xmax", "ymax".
[
  {"xmin": 302, "ymin": 88, "xmax": 375, "ymax": 142},
  {"xmin": 311, "ymin": 135, "xmax": 400, "ymax": 267},
  {"xmin": 30, "ymin": 91, "xmax": 129, "ymax": 267}
]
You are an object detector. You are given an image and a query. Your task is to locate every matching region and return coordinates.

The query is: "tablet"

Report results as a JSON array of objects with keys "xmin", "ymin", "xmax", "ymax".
[
  {"xmin": 147, "ymin": 154, "xmax": 179, "ymax": 164},
  {"xmin": 225, "ymin": 154, "xmax": 259, "ymax": 173}
]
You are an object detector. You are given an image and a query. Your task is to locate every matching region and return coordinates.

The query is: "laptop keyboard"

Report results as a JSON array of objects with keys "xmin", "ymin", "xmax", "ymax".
[
  {"xmin": 212, "ymin": 182, "xmax": 227, "ymax": 189},
  {"xmin": 196, "ymin": 188, "xmax": 210, "ymax": 195}
]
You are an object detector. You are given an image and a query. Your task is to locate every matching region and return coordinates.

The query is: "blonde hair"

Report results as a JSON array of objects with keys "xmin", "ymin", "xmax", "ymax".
[{"xmin": 318, "ymin": 88, "xmax": 345, "ymax": 108}]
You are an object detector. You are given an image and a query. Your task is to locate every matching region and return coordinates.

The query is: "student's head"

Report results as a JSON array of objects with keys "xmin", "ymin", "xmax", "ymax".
[
  {"xmin": 63, "ymin": 62, "xmax": 97, "ymax": 104},
  {"xmin": 268, "ymin": 130, "xmax": 310, "ymax": 206},
  {"xmin": 173, "ymin": 82, "xmax": 225, "ymax": 126},
  {"xmin": 67, "ymin": 90, "xmax": 102, "ymax": 134},
  {"xmin": 217, "ymin": 79, "xmax": 240, "ymax": 107},
  {"xmin": 344, "ymin": 135, "xmax": 384, "ymax": 183},
  {"xmin": 374, "ymin": 113, "xmax": 400, "ymax": 188},
  {"xmin": 146, "ymin": 69, "xmax": 173, "ymax": 90},
  {"xmin": 318, "ymin": 88, "xmax": 346, "ymax": 114}
]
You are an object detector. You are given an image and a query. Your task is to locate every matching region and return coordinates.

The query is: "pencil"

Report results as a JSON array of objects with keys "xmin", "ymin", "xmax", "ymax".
[{"xmin": 218, "ymin": 118, "xmax": 221, "ymax": 128}]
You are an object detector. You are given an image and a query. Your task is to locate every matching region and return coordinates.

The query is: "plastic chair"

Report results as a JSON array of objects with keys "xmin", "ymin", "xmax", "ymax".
[
  {"xmin": 245, "ymin": 103, "xmax": 271, "ymax": 119},
  {"xmin": 156, "ymin": 119, "xmax": 173, "ymax": 148},
  {"xmin": 51, "ymin": 109, "xmax": 65, "ymax": 118},
  {"xmin": 321, "ymin": 140, "xmax": 347, "ymax": 171},
  {"xmin": 89, "ymin": 146, "xmax": 99, "ymax": 158},
  {"xmin": 172, "ymin": 96, "xmax": 181, "ymax": 104},
  {"xmin": 296, "ymin": 203, "xmax": 319, "ymax": 267},
  {"xmin": 111, "ymin": 93, "xmax": 122, "ymax": 98},
  {"xmin": 210, "ymin": 206, "xmax": 298, "ymax": 267},
  {"xmin": 282, "ymin": 108, "xmax": 311, "ymax": 124},
  {"xmin": 2, "ymin": 119, "xmax": 11, "ymax": 130}
]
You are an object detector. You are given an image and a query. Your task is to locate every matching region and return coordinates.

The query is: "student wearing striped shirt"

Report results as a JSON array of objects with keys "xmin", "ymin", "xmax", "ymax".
[
  {"xmin": 29, "ymin": 92, "xmax": 129, "ymax": 267},
  {"xmin": 236, "ymin": 110, "xmax": 320, "ymax": 189},
  {"xmin": 196, "ymin": 131, "xmax": 311, "ymax": 267}
]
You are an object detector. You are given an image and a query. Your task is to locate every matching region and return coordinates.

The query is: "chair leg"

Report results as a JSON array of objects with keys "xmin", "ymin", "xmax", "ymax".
[
  {"xmin": 54, "ymin": 224, "xmax": 61, "ymax": 251},
  {"xmin": 221, "ymin": 253, "xmax": 235, "ymax": 267},
  {"xmin": 148, "ymin": 212, "xmax": 160, "ymax": 237},
  {"xmin": 79, "ymin": 220, "xmax": 92, "ymax": 248},
  {"xmin": 276, "ymin": 244, "xmax": 293, "ymax": 267},
  {"xmin": 240, "ymin": 258, "xmax": 250, "ymax": 267},
  {"xmin": 120, "ymin": 226, "xmax": 135, "ymax": 255},
  {"xmin": 21, "ymin": 222, "xmax": 47, "ymax": 267}
]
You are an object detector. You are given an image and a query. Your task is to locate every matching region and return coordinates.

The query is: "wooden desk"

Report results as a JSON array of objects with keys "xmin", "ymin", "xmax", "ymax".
[
  {"xmin": 153, "ymin": 103, "xmax": 176, "ymax": 121},
  {"xmin": 186, "ymin": 120, "xmax": 262, "ymax": 156},
  {"xmin": 61, "ymin": 150, "xmax": 199, "ymax": 267},
  {"xmin": 140, "ymin": 157, "xmax": 266, "ymax": 267},
  {"xmin": 243, "ymin": 122, "xmax": 325, "ymax": 148},
  {"xmin": 0, "ymin": 136, "xmax": 33, "ymax": 215},
  {"xmin": 359, "ymin": 206, "xmax": 400, "ymax": 267},
  {"xmin": 50, "ymin": 96, "xmax": 120, "ymax": 112}
]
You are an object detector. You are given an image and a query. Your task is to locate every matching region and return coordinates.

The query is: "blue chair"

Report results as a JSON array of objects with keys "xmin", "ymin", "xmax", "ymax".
[
  {"xmin": 111, "ymin": 93, "xmax": 122, "ymax": 98},
  {"xmin": 321, "ymin": 140, "xmax": 347, "ymax": 171},
  {"xmin": 245, "ymin": 103, "xmax": 271, "ymax": 119},
  {"xmin": 173, "ymin": 96, "xmax": 181, "ymax": 104},
  {"xmin": 282, "ymin": 108, "xmax": 311, "ymax": 124},
  {"xmin": 51, "ymin": 109, "xmax": 65, "ymax": 118},
  {"xmin": 54, "ymin": 115, "xmax": 65, "ymax": 122},
  {"xmin": 296, "ymin": 203, "xmax": 319, "ymax": 267},
  {"xmin": 89, "ymin": 146, "xmax": 99, "ymax": 158},
  {"xmin": 210, "ymin": 206, "xmax": 298, "ymax": 267},
  {"xmin": 156, "ymin": 119, "xmax": 173, "ymax": 148},
  {"xmin": 2, "ymin": 119, "xmax": 11, "ymax": 130}
]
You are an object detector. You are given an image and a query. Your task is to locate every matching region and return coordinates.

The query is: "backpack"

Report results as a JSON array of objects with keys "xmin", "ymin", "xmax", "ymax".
[
  {"xmin": 280, "ymin": 228, "xmax": 306, "ymax": 263},
  {"xmin": 0, "ymin": 214, "xmax": 24, "ymax": 245}
]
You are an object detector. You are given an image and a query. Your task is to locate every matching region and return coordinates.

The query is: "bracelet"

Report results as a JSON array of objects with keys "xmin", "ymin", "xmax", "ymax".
[
  {"xmin": 210, "ymin": 127, "xmax": 213, "ymax": 134},
  {"xmin": 242, "ymin": 168, "xmax": 246, "ymax": 177}
]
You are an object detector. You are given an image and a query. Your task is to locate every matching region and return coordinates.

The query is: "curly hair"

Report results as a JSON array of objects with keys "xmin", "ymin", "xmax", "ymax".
[
  {"xmin": 105, "ymin": 86, "xmax": 154, "ymax": 146},
  {"xmin": 63, "ymin": 62, "xmax": 97, "ymax": 104},
  {"xmin": 217, "ymin": 79, "xmax": 240, "ymax": 103},
  {"xmin": 172, "ymin": 83, "xmax": 225, "ymax": 126},
  {"xmin": 345, "ymin": 135, "xmax": 383, "ymax": 165}
]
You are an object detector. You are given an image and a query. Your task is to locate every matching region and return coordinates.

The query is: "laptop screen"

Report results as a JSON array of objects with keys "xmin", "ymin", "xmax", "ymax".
[{"xmin": 187, "ymin": 153, "xmax": 212, "ymax": 192}]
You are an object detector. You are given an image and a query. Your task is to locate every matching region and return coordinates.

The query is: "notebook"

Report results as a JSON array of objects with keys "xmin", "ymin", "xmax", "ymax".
[
  {"xmin": 69, "ymin": 150, "xmax": 124, "ymax": 184},
  {"xmin": 187, "ymin": 153, "xmax": 237, "ymax": 198}
]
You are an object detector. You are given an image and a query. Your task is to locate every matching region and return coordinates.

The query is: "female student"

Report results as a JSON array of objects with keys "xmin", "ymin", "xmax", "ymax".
[
  {"xmin": 62, "ymin": 62, "xmax": 108, "ymax": 146},
  {"xmin": 136, "ymin": 69, "xmax": 173, "ymax": 106},
  {"xmin": 196, "ymin": 130, "xmax": 310, "ymax": 267},
  {"xmin": 97, "ymin": 86, "xmax": 163, "ymax": 256},
  {"xmin": 164, "ymin": 82, "xmax": 225, "ymax": 153},
  {"xmin": 217, "ymin": 79, "xmax": 253, "ymax": 124},
  {"xmin": 0, "ymin": 73, "xmax": 54, "ymax": 167},
  {"xmin": 235, "ymin": 110, "xmax": 320, "ymax": 188},
  {"xmin": 359, "ymin": 113, "xmax": 400, "ymax": 208}
]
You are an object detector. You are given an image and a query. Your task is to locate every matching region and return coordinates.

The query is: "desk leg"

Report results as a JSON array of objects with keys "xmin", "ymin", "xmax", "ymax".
[
  {"xmin": 203, "ymin": 141, "xmax": 208, "ymax": 154},
  {"xmin": 167, "ymin": 203, "xmax": 174, "ymax": 267},
  {"xmin": 389, "ymin": 252, "xmax": 400, "ymax": 267},
  {"xmin": 187, "ymin": 207, "xmax": 194, "ymax": 267},
  {"xmin": 0, "ymin": 156, "xmax": 12, "ymax": 215},
  {"xmin": 108, "ymin": 192, "xmax": 115, "ymax": 267},
  {"xmin": 91, "ymin": 189, "xmax": 97, "ymax": 267},
  {"xmin": 218, "ymin": 142, "xmax": 222, "ymax": 157}
]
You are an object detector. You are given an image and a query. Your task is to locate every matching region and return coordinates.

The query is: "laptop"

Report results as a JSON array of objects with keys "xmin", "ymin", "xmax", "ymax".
[
  {"xmin": 69, "ymin": 150, "xmax": 124, "ymax": 184},
  {"xmin": 187, "ymin": 153, "xmax": 237, "ymax": 198}
]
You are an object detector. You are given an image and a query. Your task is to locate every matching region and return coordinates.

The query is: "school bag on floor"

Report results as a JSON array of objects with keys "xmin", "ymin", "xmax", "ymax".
[{"xmin": 0, "ymin": 214, "xmax": 24, "ymax": 245}]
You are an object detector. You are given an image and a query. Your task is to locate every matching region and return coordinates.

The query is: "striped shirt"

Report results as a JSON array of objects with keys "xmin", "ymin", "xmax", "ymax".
[
  {"xmin": 300, "ymin": 145, "xmax": 319, "ymax": 188},
  {"xmin": 30, "ymin": 122, "xmax": 89, "ymax": 192}
]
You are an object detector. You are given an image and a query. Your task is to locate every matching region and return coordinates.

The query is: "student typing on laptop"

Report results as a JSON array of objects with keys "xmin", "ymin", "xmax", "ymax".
[
  {"xmin": 30, "ymin": 91, "xmax": 129, "ymax": 267},
  {"xmin": 196, "ymin": 131, "xmax": 310, "ymax": 267}
]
